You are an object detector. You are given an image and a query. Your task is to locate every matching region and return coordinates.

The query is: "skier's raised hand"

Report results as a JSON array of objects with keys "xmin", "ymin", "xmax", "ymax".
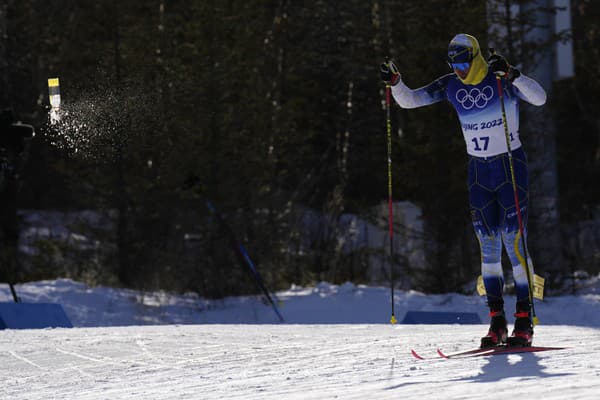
[
  {"xmin": 380, "ymin": 59, "xmax": 400, "ymax": 86},
  {"xmin": 488, "ymin": 50, "xmax": 520, "ymax": 82}
]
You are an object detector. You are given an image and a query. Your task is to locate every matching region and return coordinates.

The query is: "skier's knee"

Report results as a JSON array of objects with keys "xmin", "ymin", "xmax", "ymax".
[{"xmin": 478, "ymin": 234, "xmax": 502, "ymax": 264}]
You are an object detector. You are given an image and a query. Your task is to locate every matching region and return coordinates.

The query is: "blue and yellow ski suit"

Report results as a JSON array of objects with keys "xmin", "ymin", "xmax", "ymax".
[{"xmin": 390, "ymin": 48, "xmax": 546, "ymax": 307}]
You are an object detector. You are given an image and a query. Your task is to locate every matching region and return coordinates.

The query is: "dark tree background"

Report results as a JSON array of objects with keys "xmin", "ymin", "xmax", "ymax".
[{"xmin": 0, "ymin": 0, "xmax": 597, "ymax": 297}]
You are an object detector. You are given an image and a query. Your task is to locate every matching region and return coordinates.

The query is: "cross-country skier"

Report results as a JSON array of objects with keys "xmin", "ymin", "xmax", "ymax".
[{"xmin": 380, "ymin": 33, "xmax": 546, "ymax": 347}]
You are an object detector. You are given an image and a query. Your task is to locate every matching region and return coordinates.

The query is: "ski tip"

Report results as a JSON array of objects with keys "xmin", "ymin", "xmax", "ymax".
[
  {"xmin": 410, "ymin": 349, "xmax": 425, "ymax": 360},
  {"xmin": 436, "ymin": 349, "xmax": 449, "ymax": 359}
]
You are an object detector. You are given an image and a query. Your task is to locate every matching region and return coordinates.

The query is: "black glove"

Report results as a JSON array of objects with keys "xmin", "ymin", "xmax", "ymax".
[
  {"xmin": 488, "ymin": 51, "xmax": 521, "ymax": 82},
  {"xmin": 380, "ymin": 60, "xmax": 400, "ymax": 86}
]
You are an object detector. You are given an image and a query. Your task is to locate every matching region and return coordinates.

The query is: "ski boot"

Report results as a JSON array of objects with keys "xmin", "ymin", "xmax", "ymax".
[
  {"xmin": 481, "ymin": 308, "xmax": 507, "ymax": 348},
  {"xmin": 507, "ymin": 302, "xmax": 533, "ymax": 347}
]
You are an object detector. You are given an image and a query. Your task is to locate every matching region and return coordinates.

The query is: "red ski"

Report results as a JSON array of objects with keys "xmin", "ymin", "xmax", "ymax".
[{"xmin": 411, "ymin": 345, "xmax": 566, "ymax": 360}]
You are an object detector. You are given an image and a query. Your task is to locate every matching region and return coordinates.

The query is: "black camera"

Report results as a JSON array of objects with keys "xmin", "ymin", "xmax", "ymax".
[{"xmin": 0, "ymin": 108, "xmax": 35, "ymax": 154}]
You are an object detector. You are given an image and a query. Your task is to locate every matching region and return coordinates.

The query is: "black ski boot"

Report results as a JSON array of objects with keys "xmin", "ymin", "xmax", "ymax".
[
  {"xmin": 507, "ymin": 301, "xmax": 534, "ymax": 347},
  {"xmin": 481, "ymin": 302, "xmax": 507, "ymax": 348}
]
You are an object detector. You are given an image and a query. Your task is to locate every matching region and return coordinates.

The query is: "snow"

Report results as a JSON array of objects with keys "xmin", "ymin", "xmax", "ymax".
[{"xmin": 1, "ymin": 279, "xmax": 600, "ymax": 399}]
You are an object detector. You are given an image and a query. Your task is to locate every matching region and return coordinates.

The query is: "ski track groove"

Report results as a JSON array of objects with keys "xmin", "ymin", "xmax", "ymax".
[
  {"xmin": 7, "ymin": 350, "xmax": 44, "ymax": 370},
  {"xmin": 56, "ymin": 346, "xmax": 188, "ymax": 371}
]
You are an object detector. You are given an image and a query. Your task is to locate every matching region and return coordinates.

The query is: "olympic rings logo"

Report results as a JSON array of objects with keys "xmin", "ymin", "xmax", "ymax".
[{"xmin": 455, "ymin": 86, "xmax": 494, "ymax": 109}]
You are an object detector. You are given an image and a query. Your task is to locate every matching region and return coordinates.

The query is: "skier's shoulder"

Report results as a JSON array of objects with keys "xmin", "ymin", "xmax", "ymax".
[
  {"xmin": 432, "ymin": 73, "xmax": 455, "ymax": 87},
  {"xmin": 424, "ymin": 73, "xmax": 455, "ymax": 96}
]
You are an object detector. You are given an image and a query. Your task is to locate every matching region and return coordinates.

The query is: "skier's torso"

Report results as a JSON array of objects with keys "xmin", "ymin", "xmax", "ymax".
[
  {"xmin": 445, "ymin": 71, "xmax": 521, "ymax": 157},
  {"xmin": 391, "ymin": 70, "xmax": 536, "ymax": 158}
]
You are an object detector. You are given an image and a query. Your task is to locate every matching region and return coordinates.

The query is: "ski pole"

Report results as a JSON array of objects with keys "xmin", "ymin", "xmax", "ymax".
[
  {"xmin": 495, "ymin": 75, "xmax": 538, "ymax": 326},
  {"xmin": 384, "ymin": 61, "xmax": 397, "ymax": 325},
  {"xmin": 205, "ymin": 200, "xmax": 285, "ymax": 323},
  {"xmin": 8, "ymin": 282, "xmax": 19, "ymax": 303}
]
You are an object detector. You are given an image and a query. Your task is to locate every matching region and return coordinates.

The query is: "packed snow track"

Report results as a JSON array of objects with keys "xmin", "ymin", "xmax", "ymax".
[{"xmin": 1, "ymin": 324, "xmax": 598, "ymax": 399}]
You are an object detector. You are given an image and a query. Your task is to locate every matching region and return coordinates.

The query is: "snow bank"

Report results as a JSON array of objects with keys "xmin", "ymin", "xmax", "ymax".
[{"xmin": 1, "ymin": 279, "xmax": 600, "ymax": 327}]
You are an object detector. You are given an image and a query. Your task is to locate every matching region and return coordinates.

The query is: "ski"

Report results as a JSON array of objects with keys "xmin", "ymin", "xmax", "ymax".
[
  {"xmin": 410, "ymin": 347, "xmax": 493, "ymax": 360},
  {"xmin": 436, "ymin": 347, "xmax": 497, "ymax": 359},
  {"xmin": 410, "ymin": 349, "xmax": 426, "ymax": 360},
  {"xmin": 411, "ymin": 345, "xmax": 566, "ymax": 360}
]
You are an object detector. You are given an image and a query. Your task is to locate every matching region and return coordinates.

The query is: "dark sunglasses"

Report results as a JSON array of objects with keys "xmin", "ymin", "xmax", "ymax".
[
  {"xmin": 451, "ymin": 62, "xmax": 471, "ymax": 71},
  {"xmin": 447, "ymin": 46, "xmax": 478, "ymax": 71},
  {"xmin": 447, "ymin": 46, "xmax": 473, "ymax": 63}
]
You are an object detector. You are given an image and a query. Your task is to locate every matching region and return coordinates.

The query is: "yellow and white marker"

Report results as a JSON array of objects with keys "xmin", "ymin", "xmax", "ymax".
[{"xmin": 48, "ymin": 77, "xmax": 61, "ymax": 124}]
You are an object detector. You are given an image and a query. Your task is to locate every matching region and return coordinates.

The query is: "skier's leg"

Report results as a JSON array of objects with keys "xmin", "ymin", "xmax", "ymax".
[
  {"xmin": 499, "ymin": 148, "xmax": 534, "ymax": 345},
  {"xmin": 502, "ymin": 230, "xmax": 534, "ymax": 305},
  {"xmin": 475, "ymin": 228, "xmax": 504, "ymax": 306},
  {"xmin": 474, "ymin": 225, "xmax": 507, "ymax": 347},
  {"xmin": 468, "ymin": 157, "xmax": 504, "ymax": 306},
  {"xmin": 499, "ymin": 148, "xmax": 533, "ymax": 302},
  {"xmin": 468, "ymin": 156, "xmax": 506, "ymax": 347}
]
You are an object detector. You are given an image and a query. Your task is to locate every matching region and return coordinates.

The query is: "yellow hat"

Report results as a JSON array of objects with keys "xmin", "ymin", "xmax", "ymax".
[{"xmin": 448, "ymin": 34, "xmax": 488, "ymax": 85}]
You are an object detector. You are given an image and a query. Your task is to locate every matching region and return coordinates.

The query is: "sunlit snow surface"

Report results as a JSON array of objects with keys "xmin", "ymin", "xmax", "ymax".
[
  {"xmin": 1, "ymin": 324, "xmax": 598, "ymax": 399},
  {"xmin": 1, "ymin": 280, "xmax": 600, "ymax": 399}
]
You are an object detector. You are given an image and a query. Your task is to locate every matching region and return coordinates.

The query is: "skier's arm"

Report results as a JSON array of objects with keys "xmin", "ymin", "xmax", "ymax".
[
  {"xmin": 488, "ymin": 52, "xmax": 547, "ymax": 106},
  {"xmin": 391, "ymin": 75, "xmax": 451, "ymax": 109},
  {"xmin": 512, "ymin": 74, "xmax": 547, "ymax": 106}
]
